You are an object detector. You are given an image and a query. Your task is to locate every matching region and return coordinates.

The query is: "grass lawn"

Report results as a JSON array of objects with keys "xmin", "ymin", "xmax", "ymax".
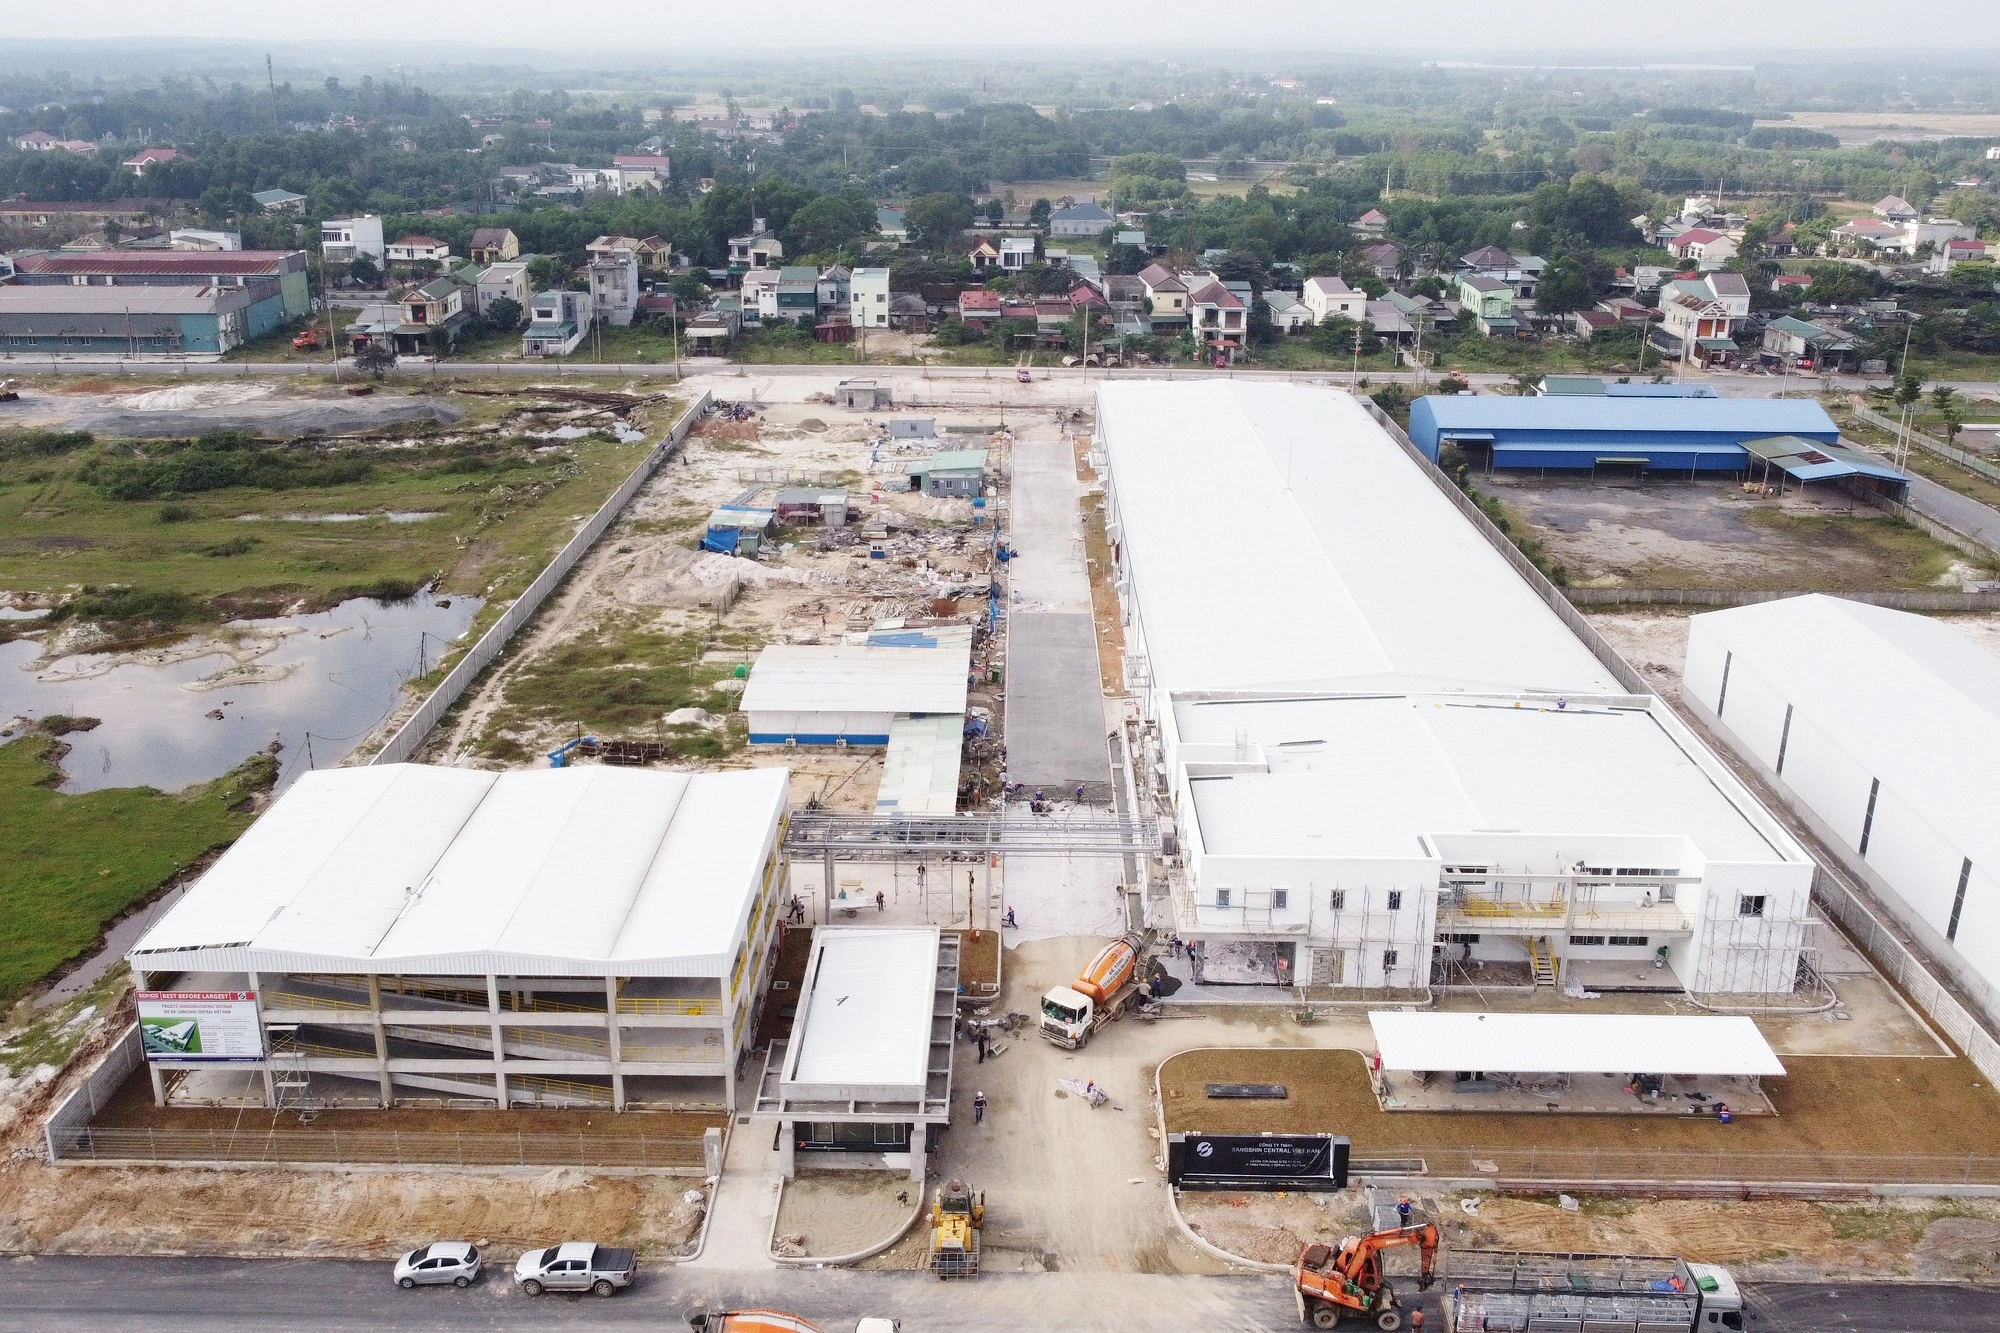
[
  {"xmin": 0, "ymin": 405, "xmax": 665, "ymax": 645},
  {"xmin": 220, "ymin": 308, "xmax": 357, "ymax": 364},
  {"xmin": 1159, "ymin": 1048, "xmax": 2000, "ymax": 1163},
  {"xmin": 0, "ymin": 731, "xmax": 274, "ymax": 1004}
]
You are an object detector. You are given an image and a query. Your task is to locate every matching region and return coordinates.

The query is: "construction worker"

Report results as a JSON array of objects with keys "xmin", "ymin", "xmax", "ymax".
[
  {"xmin": 1003, "ymin": 907, "xmax": 1017, "ymax": 929},
  {"xmin": 1397, "ymin": 1197, "xmax": 1414, "ymax": 1227},
  {"xmin": 875, "ymin": 889, "xmax": 885, "ymax": 912},
  {"xmin": 973, "ymin": 1091, "xmax": 987, "ymax": 1125}
]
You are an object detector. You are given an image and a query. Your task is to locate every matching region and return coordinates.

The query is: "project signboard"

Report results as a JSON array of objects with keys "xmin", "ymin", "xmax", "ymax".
[
  {"xmin": 136, "ymin": 991, "xmax": 265, "ymax": 1062},
  {"xmin": 1167, "ymin": 1131, "xmax": 1350, "ymax": 1192}
]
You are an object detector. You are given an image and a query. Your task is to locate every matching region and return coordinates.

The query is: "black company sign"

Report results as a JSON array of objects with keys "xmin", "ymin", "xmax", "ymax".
[{"xmin": 1167, "ymin": 1132, "xmax": 1350, "ymax": 1191}]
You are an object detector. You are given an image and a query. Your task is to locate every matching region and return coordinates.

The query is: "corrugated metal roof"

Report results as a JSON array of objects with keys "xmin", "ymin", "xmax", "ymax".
[
  {"xmin": 0, "ymin": 285, "xmax": 249, "ymax": 315},
  {"xmin": 742, "ymin": 642, "xmax": 971, "ymax": 715},
  {"xmin": 127, "ymin": 765, "xmax": 788, "ymax": 977},
  {"xmin": 876, "ymin": 713, "xmax": 965, "ymax": 815},
  {"xmin": 1413, "ymin": 395, "xmax": 1838, "ymax": 437},
  {"xmin": 13, "ymin": 250, "xmax": 298, "ymax": 276},
  {"xmin": 906, "ymin": 449, "xmax": 988, "ymax": 475},
  {"xmin": 1369, "ymin": 1012, "xmax": 1786, "ymax": 1076},
  {"xmin": 783, "ymin": 927, "xmax": 940, "ymax": 1094}
]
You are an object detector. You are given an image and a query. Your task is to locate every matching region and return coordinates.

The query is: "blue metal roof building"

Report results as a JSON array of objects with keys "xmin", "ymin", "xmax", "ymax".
[{"xmin": 1407, "ymin": 395, "xmax": 1841, "ymax": 473}]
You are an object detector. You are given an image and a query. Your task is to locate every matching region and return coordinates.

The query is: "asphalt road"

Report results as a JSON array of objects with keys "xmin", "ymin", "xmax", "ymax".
[{"xmin": 0, "ymin": 1257, "xmax": 1994, "ymax": 1332}]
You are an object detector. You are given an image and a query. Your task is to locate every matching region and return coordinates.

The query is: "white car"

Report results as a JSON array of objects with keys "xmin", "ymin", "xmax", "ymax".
[{"xmin": 392, "ymin": 1241, "xmax": 481, "ymax": 1288}]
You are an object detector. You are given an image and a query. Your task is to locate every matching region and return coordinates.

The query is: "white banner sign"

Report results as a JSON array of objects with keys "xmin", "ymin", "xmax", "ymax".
[{"xmin": 136, "ymin": 991, "xmax": 265, "ymax": 1062}]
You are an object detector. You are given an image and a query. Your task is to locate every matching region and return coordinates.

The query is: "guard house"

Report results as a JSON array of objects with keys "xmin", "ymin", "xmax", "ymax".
[
  {"xmin": 836, "ymin": 379, "xmax": 891, "ymax": 410},
  {"xmin": 703, "ymin": 502, "xmax": 777, "ymax": 555},
  {"xmin": 774, "ymin": 488, "xmax": 849, "ymax": 526},
  {"xmin": 906, "ymin": 449, "xmax": 989, "ymax": 497},
  {"xmin": 888, "ymin": 418, "xmax": 936, "ymax": 440},
  {"xmin": 756, "ymin": 927, "xmax": 958, "ymax": 1181}
]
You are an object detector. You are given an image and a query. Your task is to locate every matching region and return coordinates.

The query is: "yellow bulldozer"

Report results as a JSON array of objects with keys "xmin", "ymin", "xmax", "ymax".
[{"xmin": 926, "ymin": 1178, "xmax": 985, "ymax": 1279}]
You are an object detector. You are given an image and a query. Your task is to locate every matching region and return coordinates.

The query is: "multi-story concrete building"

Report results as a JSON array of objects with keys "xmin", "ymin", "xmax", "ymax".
[{"xmin": 127, "ymin": 764, "xmax": 791, "ymax": 1113}]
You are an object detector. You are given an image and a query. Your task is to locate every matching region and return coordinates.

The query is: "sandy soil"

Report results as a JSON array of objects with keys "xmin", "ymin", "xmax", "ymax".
[{"xmin": 772, "ymin": 1173, "xmax": 918, "ymax": 1259}]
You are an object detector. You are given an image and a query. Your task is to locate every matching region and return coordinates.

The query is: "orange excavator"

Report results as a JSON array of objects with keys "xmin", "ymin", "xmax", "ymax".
[{"xmin": 1294, "ymin": 1223, "xmax": 1440, "ymax": 1330}]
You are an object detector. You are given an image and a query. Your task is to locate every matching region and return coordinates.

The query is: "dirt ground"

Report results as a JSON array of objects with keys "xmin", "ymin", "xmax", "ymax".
[
  {"xmin": 772, "ymin": 1172, "xmax": 918, "ymax": 1259},
  {"xmin": 1588, "ymin": 609, "xmax": 2000, "ymax": 705},
  {"xmin": 1, "ymin": 379, "xmax": 463, "ymax": 437},
  {"xmin": 1158, "ymin": 1048, "xmax": 2000, "ymax": 1160},
  {"xmin": 1180, "ymin": 1189, "xmax": 2000, "ymax": 1281},
  {"xmin": 1480, "ymin": 475, "xmax": 1978, "ymax": 590}
]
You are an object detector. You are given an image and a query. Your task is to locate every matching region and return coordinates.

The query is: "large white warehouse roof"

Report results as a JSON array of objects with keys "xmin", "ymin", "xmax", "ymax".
[
  {"xmin": 129, "ymin": 764, "xmax": 789, "ymax": 977},
  {"xmin": 1691, "ymin": 594, "xmax": 2000, "ymax": 873},
  {"xmin": 741, "ymin": 642, "xmax": 970, "ymax": 716},
  {"xmin": 1096, "ymin": 381, "xmax": 1617, "ymax": 696}
]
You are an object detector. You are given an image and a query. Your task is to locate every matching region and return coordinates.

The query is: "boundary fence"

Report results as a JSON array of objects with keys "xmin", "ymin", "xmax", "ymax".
[
  {"xmin": 1564, "ymin": 587, "xmax": 2000, "ymax": 611},
  {"xmin": 1850, "ymin": 400, "xmax": 2000, "ymax": 486},
  {"xmin": 48, "ymin": 1123, "xmax": 705, "ymax": 1170},
  {"xmin": 1356, "ymin": 1144, "xmax": 2000, "ymax": 1189},
  {"xmin": 41, "ymin": 1026, "xmax": 144, "ymax": 1163},
  {"xmin": 369, "ymin": 391, "xmax": 711, "ymax": 765}
]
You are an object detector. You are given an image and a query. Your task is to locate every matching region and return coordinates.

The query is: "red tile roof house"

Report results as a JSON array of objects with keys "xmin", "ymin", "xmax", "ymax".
[
  {"xmin": 1771, "ymin": 273, "xmax": 1814, "ymax": 293},
  {"xmin": 121, "ymin": 148, "xmax": 186, "ymax": 176},
  {"xmin": 958, "ymin": 289, "xmax": 1003, "ymax": 322}
]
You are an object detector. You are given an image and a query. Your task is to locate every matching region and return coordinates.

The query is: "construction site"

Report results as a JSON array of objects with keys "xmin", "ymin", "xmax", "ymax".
[{"xmin": 13, "ymin": 370, "xmax": 2000, "ymax": 1329}]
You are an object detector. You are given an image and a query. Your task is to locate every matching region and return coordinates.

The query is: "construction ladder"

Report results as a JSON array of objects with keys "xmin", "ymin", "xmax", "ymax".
[{"xmin": 1528, "ymin": 937, "xmax": 1559, "ymax": 987}]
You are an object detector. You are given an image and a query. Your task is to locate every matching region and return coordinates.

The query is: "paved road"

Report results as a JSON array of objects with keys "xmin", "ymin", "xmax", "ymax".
[
  {"xmin": 0, "ymin": 1258, "xmax": 1993, "ymax": 1332},
  {"xmin": 0, "ymin": 1256, "xmax": 1298, "ymax": 1331}
]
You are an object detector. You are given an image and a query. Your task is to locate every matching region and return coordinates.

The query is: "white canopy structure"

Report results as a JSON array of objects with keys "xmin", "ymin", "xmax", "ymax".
[{"xmin": 1369, "ymin": 1012, "xmax": 1786, "ymax": 1077}]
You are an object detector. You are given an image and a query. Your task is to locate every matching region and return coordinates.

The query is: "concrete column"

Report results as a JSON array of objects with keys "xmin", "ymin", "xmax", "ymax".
[
  {"xmin": 367, "ymin": 975, "xmax": 391, "ymax": 1108},
  {"xmin": 907, "ymin": 1125, "xmax": 927, "ymax": 1183},
  {"xmin": 149, "ymin": 1062, "xmax": 167, "ymax": 1108},
  {"xmin": 248, "ymin": 970, "xmax": 275, "ymax": 1109},
  {"xmin": 486, "ymin": 974, "xmax": 509, "ymax": 1110},
  {"xmin": 604, "ymin": 975, "xmax": 625, "ymax": 1111},
  {"xmin": 778, "ymin": 1122, "xmax": 796, "ymax": 1180},
  {"xmin": 703, "ymin": 1126, "xmax": 724, "ymax": 1177}
]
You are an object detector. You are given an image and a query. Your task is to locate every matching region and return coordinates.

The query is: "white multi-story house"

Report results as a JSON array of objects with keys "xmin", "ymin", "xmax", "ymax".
[
  {"xmin": 729, "ymin": 220, "xmax": 783, "ymax": 270},
  {"xmin": 585, "ymin": 236, "xmax": 640, "ymax": 327},
  {"xmin": 1302, "ymin": 275, "xmax": 1365, "ymax": 324},
  {"xmin": 474, "ymin": 262, "xmax": 532, "ymax": 318},
  {"xmin": 321, "ymin": 215, "xmax": 385, "ymax": 265},
  {"xmin": 522, "ymin": 288, "xmax": 593, "ymax": 357},
  {"xmin": 1188, "ymin": 280, "xmax": 1246, "ymax": 345},
  {"xmin": 849, "ymin": 267, "xmax": 891, "ymax": 329},
  {"xmin": 1665, "ymin": 228, "xmax": 1739, "ymax": 269},
  {"xmin": 1657, "ymin": 271, "xmax": 1751, "ymax": 367},
  {"xmin": 740, "ymin": 268, "xmax": 780, "ymax": 324},
  {"xmin": 610, "ymin": 154, "xmax": 671, "ymax": 191},
  {"xmin": 386, "ymin": 235, "xmax": 451, "ymax": 266},
  {"xmin": 999, "ymin": 237, "xmax": 1036, "ymax": 271}
]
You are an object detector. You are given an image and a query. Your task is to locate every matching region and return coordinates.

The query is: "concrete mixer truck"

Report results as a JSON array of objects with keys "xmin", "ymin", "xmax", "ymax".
[{"xmin": 1039, "ymin": 932, "xmax": 1152, "ymax": 1048}]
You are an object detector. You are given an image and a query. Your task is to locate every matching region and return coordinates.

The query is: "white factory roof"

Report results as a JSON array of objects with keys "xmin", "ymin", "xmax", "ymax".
[
  {"xmin": 742, "ymin": 641, "xmax": 970, "ymax": 716},
  {"xmin": 1096, "ymin": 381, "xmax": 1616, "ymax": 696},
  {"xmin": 1369, "ymin": 1012, "xmax": 1786, "ymax": 1077},
  {"xmin": 1176, "ymin": 693, "xmax": 1787, "ymax": 863},
  {"xmin": 876, "ymin": 713, "xmax": 965, "ymax": 815},
  {"xmin": 128, "ymin": 764, "xmax": 789, "ymax": 977},
  {"xmin": 1691, "ymin": 594, "xmax": 2000, "ymax": 874},
  {"xmin": 783, "ymin": 928, "xmax": 940, "ymax": 1095}
]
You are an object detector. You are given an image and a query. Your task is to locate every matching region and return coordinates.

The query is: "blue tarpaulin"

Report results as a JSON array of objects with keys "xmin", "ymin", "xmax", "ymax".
[{"xmin": 701, "ymin": 528, "xmax": 741, "ymax": 554}]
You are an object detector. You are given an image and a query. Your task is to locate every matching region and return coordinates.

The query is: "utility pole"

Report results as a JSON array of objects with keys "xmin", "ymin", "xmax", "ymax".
[
  {"xmin": 1352, "ymin": 322, "xmax": 1362, "ymax": 386},
  {"xmin": 266, "ymin": 54, "xmax": 281, "ymax": 136}
]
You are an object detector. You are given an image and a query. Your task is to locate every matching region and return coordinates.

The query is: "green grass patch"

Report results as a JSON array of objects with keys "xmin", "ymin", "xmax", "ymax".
[
  {"xmin": 1738, "ymin": 508, "xmax": 1974, "ymax": 588},
  {"xmin": 0, "ymin": 734, "xmax": 275, "ymax": 1005}
]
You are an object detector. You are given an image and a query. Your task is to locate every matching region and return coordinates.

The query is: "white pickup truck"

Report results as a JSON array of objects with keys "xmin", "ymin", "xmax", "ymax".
[{"xmin": 512, "ymin": 1241, "xmax": 636, "ymax": 1296}]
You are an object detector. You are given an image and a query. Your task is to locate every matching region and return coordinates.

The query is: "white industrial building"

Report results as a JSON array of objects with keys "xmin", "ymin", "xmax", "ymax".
[
  {"xmin": 1687, "ymin": 594, "xmax": 2000, "ymax": 1023},
  {"xmin": 754, "ymin": 927, "xmax": 958, "ymax": 1181},
  {"xmin": 742, "ymin": 627, "xmax": 971, "ymax": 747},
  {"xmin": 1098, "ymin": 381, "xmax": 1816, "ymax": 996},
  {"xmin": 127, "ymin": 763, "xmax": 791, "ymax": 1112}
]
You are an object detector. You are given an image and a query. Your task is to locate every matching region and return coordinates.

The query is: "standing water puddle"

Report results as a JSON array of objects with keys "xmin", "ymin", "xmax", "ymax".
[{"xmin": 0, "ymin": 590, "xmax": 482, "ymax": 793}]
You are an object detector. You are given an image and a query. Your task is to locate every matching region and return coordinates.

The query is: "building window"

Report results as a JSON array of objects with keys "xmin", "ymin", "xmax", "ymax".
[
  {"xmin": 1214, "ymin": 888, "xmax": 1231, "ymax": 909},
  {"xmin": 1386, "ymin": 890, "xmax": 1403, "ymax": 911},
  {"xmin": 1272, "ymin": 889, "xmax": 1288, "ymax": 910},
  {"xmin": 1739, "ymin": 894, "xmax": 1766, "ymax": 918},
  {"xmin": 1608, "ymin": 935, "xmax": 1650, "ymax": 947},
  {"xmin": 1382, "ymin": 950, "xmax": 1398, "ymax": 970},
  {"xmin": 1569, "ymin": 935, "xmax": 1606, "ymax": 947},
  {"xmin": 1329, "ymin": 889, "xmax": 1346, "ymax": 911},
  {"xmin": 1446, "ymin": 933, "xmax": 1481, "ymax": 944}
]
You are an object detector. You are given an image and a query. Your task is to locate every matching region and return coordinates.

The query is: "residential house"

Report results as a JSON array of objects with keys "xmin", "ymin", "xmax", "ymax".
[
  {"xmin": 1188, "ymin": 280, "xmax": 1246, "ymax": 346},
  {"xmin": 634, "ymin": 236, "xmax": 674, "ymax": 273},
  {"xmin": 394, "ymin": 270, "xmax": 477, "ymax": 356},
  {"xmin": 684, "ymin": 307, "xmax": 740, "ymax": 354},
  {"xmin": 1930, "ymin": 238, "xmax": 1989, "ymax": 273},
  {"xmin": 1456, "ymin": 245, "xmax": 1544, "ymax": 298},
  {"xmin": 1364, "ymin": 300, "xmax": 1415, "ymax": 342},
  {"xmin": 582, "ymin": 237, "xmax": 640, "ymax": 327},
  {"xmin": 1666, "ymin": 228, "xmax": 1739, "ymax": 269},
  {"xmin": 1383, "ymin": 289, "xmax": 1453, "ymax": 335},
  {"xmin": 1104, "ymin": 274, "xmax": 1146, "ymax": 314},
  {"xmin": 14, "ymin": 131, "xmax": 56, "ymax": 151},
  {"xmin": 1569, "ymin": 309, "xmax": 1618, "ymax": 340},
  {"xmin": 1000, "ymin": 237, "xmax": 1036, "ymax": 271},
  {"xmin": 1655, "ymin": 271, "xmax": 1752, "ymax": 367},
  {"xmin": 1598, "ymin": 295, "xmax": 1657, "ymax": 325},
  {"xmin": 1302, "ymin": 275, "xmax": 1365, "ymax": 325},
  {"xmin": 1034, "ymin": 300, "xmax": 1073, "ymax": 345},
  {"xmin": 740, "ymin": 268, "xmax": 780, "ymax": 323},
  {"xmin": 522, "ymin": 288, "xmax": 593, "ymax": 357},
  {"xmin": 772, "ymin": 265, "xmax": 819, "ymax": 325},
  {"xmin": 121, "ymin": 148, "xmax": 185, "ymax": 176},
  {"xmin": 1048, "ymin": 200, "xmax": 1114, "ymax": 238},
  {"xmin": 474, "ymin": 261, "xmax": 531, "ymax": 318},
  {"xmin": 849, "ymin": 267, "xmax": 891, "ymax": 329},
  {"xmin": 1905, "ymin": 217, "xmax": 1978, "ymax": 254},
  {"xmin": 1136, "ymin": 262, "xmax": 1188, "ymax": 332},
  {"xmin": 1351, "ymin": 208, "xmax": 1389, "ymax": 238},
  {"xmin": 876, "ymin": 208, "xmax": 908, "ymax": 243},
  {"xmin": 251, "ymin": 188, "xmax": 308, "ymax": 215},
  {"xmin": 1873, "ymin": 194, "xmax": 1919, "ymax": 221},
  {"xmin": 968, "ymin": 237, "xmax": 1002, "ymax": 270},
  {"xmin": 1358, "ymin": 242, "xmax": 1403, "ymax": 280},
  {"xmin": 728, "ymin": 221, "xmax": 782, "ymax": 270},
  {"xmin": 610, "ymin": 154, "xmax": 671, "ymax": 191},
  {"xmin": 1114, "ymin": 229, "xmax": 1146, "ymax": 248},
  {"xmin": 468, "ymin": 227, "xmax": 520, "ymax": 265},
  {"xmin": 888, "ymin": 292, "xmax": 930, "ymax": 331},
  {"xmin": 1831, "ymin": 218, "xmax": 1905, "ymax": 252},
  {"xmin": 1761, "ymin": 315, "xmax": 1857, "ymax": 372},
  {"xmin": 169, "ymin": 229, "xmax": 241, "ymax": 251},
  {"xmin": 959, "ymin": 289, "xmax": 1003, "ymax": 324},
  {"xmin": 386, "ymin": 235, "xmax": 452, "ymax": 266},
  {"xmin": 1771, "ymin": 273, "xmax": 1814, "ymax": 295},
  {"xmin": 54, "ymin": 139, "xmax": 98, "ymax": 155},
  {"xmin": 816, "ymin": 265, "xmax": 852, "ymax": 316},
  {"xmin": 1456, "ymin": 274, "xmax": 1519, "ymax": 337}
]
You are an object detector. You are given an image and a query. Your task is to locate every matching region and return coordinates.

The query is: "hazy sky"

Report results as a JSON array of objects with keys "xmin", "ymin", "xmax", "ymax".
[{"xmin": 30, "ymin": 0, "xmax": 2000, "ymax": 52}]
